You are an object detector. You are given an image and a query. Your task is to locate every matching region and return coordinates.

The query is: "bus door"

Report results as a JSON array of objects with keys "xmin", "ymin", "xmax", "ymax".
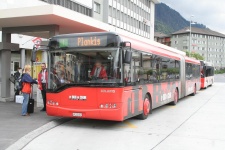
[
  {"xmin": 180, "ymin": 56, "xmax": 186, "ymax": 98},
  {"xmin": 123, "ymin": 51, "xmax": 143, "ymax": 118}
]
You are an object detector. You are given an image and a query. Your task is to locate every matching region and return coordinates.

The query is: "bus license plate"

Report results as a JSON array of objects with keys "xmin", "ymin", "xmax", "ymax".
[{"xmin": 72, "ymin": 113, "xmax": 82, "ymax": 117}]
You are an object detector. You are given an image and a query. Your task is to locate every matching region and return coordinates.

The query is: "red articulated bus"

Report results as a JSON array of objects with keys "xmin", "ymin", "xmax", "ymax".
[
  {"xmin": 40, "ymin": 32, "xmax": 200, "ymax": 121},
  {"xmin": 200, "ymin": 61, "xmax": 214, "ymax": 89}
]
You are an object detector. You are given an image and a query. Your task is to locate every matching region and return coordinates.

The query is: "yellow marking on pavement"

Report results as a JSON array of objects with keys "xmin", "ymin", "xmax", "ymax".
[
  {"xmin": 123, "ymin": 121, "xmax": 137, "ymax": 129},
  {"xmin": 169, "ymin": 106, "xmax": 176, "ymax": 108}
]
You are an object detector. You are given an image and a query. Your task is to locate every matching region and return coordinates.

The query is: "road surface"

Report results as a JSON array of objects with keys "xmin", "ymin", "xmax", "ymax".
[{"xmin": 19, "ymin": 77, "xmax": 225, "ymax": 150}]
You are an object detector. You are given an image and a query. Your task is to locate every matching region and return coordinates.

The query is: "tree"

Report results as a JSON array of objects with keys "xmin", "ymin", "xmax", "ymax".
[{"xmin": 185, "ymin": 51, "xmax": 204, "ymax": 60}]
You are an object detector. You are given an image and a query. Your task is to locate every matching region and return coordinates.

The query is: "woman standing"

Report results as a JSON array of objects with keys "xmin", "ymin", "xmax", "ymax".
[{"xmin": 21, "ymin": 65, "xmax": 37, "ymax": 116}]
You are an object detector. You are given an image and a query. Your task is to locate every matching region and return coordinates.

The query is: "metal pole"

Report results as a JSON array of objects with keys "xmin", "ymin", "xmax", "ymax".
[
  {"xmin": 189, "ymin": 21, "xmax": 191, "ymax": 57},
  {"xmin": 189, "ymin": 15, "xmax": 194, "ymax": 57}
]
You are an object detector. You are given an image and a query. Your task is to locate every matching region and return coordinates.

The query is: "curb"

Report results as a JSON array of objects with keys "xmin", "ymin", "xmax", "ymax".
[{"xmin": 6, "ymin": 118, "xmax": 72, "ymax": 150}]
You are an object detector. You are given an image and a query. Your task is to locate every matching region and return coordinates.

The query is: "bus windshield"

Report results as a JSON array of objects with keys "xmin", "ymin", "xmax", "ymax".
[{"xmin": 48, "ymin": 48, "xmax": 122, "ymax": 91}]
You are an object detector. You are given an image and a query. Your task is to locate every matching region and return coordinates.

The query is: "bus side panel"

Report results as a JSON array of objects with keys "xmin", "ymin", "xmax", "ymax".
[
  {"xmin": 185, "ymin": 77, "xmax": 201, "ymax": 96},
  {"xmin": 122, "ymin": 81, "xmax": 181, "ymax": 120},
  {"xmin": 201, "ymin": 76, "xmax": 214, "ymax": 88},
  {"xmin": 208, "ymin": 76, "xmax": 214, "ymax": 86},
  {"xmin": 151, "ymin": 81, "xmax": 181, "ymax": 109},
  {"xmin": 122, "ymin": 86, "xmax": 144, "ymax": 120}
]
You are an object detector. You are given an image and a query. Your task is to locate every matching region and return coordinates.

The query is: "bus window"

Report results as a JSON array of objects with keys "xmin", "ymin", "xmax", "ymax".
[
  {"xmin": 132, "ymin": 51, "xmax": 141, "ymax": 84},
  {"xmin": 175, "ymin": 60, "xmax": 180, "ymax": 79},
  {"xmin": 186, "ymin": 63, "xmax": 193, "ymax": 79},
  {"xmin": 49, "ymin": 48, "xmax": 122, "ymax": 90},
  {"xmin": 142, "ymin": 53, "xmax": 154, "ymax": 83}
]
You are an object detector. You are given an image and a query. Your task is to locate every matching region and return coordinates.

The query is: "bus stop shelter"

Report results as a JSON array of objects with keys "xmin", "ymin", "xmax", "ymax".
[{"xmin": 0, "ymin": 4, "xmax": 108, "ymax": 102}]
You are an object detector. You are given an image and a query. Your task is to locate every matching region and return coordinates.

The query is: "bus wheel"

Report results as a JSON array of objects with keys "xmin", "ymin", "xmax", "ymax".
[
  {"xmin": 171, "ymin": 88, "xmax": 178, "ymax": 105},
  {"xmin": 191, "ymin": 85, "xmax": 197, "ymax": 96},
  {"xmin": 138, "ymin": 95, "xmax": 151, "ymax": 120}
]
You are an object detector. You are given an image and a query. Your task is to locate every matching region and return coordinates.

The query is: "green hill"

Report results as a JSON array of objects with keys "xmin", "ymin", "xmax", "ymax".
[{"xmin": 155, "ymin": 3, "xmax": 207, "ymax": 34}]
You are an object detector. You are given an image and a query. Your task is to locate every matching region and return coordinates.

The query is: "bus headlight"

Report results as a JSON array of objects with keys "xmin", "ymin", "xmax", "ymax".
[
  {"xmin": 47, "ymin": 100, "xmax": 59, "ymax": 106},
  {"xmin": 99, "ymin": 103, "xmax": 117, "ymax": 109}
]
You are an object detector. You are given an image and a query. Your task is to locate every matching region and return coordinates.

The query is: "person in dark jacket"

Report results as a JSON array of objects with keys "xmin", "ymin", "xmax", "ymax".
[
  {"xmin": 21, "ymin": 65, "xmax": 37, "ymax": 116},
  {"xmin": 14, "ymin": 67, "xmax": 22, "ymax": 80},
  {"xmin": 14, "ymin": 67, "xmax": 22, "ymax": 100}
]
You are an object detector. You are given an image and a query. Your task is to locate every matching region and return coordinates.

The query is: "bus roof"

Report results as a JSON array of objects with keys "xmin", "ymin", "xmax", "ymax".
[
  {"xmin": 200, "ymin": 60, "xmax": 213, "ymax": 66},
  {"xmin": 50, "ymin": 32, "xmax": 187, "ymax": 60},
  {"xmin": 51, "ymin": 32, "xmax": 117, "ymax": 38},
  {"xmin": 185, "ymin": 56, "xmax": 200, "ymax": 64}
]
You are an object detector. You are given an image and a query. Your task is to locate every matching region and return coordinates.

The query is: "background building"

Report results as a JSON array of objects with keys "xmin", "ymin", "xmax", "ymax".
[
  {"xmin": 1, "ymin": 0, "xmax": 160, "ymax": 75},
  {"xmin": 40, "ymin": 0, "xmax": 159, "ymax": 40},
  {"xmin": 171, "ymin": 27, "xmax": 225, "ymax": 69},
  {"xmin": 154, "ymin": 32, "xmax": 171, "ymax": 46}
]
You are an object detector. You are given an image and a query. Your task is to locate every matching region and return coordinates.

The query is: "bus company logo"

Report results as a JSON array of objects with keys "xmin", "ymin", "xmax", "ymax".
[
  {"xmin": 69, "ymin": 95, "xmax": 87, "ymax": 100},
  {"xmin": 101, "ymin": 90, "xmax": 116, "ymax": 93},
  {"xmin": 161, "ymin": 92, "xmax": 172, "ymax": 102}
]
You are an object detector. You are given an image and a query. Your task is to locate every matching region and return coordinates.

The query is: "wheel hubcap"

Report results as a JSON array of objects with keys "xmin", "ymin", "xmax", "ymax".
[{"xmin": 144, "ymin": 98, "xmax": 150, "ymax": 115}]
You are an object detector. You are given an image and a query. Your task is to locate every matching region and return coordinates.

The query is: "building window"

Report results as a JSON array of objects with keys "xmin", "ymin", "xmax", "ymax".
[
  {"xmin": 183, "ymin": 40, "xmax": 187, "ymax": 44},
  {"xmin": 183, "ymin": 46, "xmax": 188, "ymax": 50},
  {"xmin": 94, "ymin": 2, "xmax": 100, "ymax": 14},
  {"xmin": 109, "ymin": 6, "xmax": 112, "ymax": 16}
]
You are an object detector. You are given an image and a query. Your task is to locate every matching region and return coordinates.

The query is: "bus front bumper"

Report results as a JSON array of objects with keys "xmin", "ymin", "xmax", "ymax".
[{"xmin": 47, "ymin": 106, "xmax": 124, "ymax": 121}]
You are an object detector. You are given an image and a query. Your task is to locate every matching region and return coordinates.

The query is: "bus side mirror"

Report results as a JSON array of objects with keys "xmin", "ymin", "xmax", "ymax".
[
  {"xmin": 124, "ymin": 50, "xmax": 132, "ymax": 64},
  {"xmin": 31, "ymin": 47, "xmax": 37, "ymax": 62},
  {"xmin": 121, "ymin": 41, "xmax": 132, "ymax": 64}
]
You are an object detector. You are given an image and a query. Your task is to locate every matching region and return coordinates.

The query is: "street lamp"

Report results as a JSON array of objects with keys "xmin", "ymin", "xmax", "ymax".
[{"xmin": 189, "ymin": 15, "xmax": 194, "ymax": 57}]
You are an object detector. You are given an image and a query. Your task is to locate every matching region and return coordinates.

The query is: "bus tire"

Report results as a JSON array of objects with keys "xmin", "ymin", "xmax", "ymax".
[
  {"xmin": 171, "ymin": 88, "xmax": 178, "ymax": 105},
  {"xmin": 191, "ymin": 85, "xmax": 197, "ymax": 96},
  {"xmin": 138, "ymin": 95, "xmax": 151, "ymax": 120}
]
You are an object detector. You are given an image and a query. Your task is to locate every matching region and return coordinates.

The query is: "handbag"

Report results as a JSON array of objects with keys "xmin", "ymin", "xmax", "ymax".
[{"xmin": 22, "ymin": 82, "xmax": 31, "ymax": 94}]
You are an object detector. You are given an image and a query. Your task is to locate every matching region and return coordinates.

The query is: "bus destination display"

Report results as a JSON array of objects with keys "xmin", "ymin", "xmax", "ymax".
[{"xmin": 58, "ymin": 36, "xmax": 108, "ymax": 48}]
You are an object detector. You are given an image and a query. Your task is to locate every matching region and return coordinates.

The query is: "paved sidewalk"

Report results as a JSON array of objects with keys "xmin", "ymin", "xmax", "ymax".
[{"xmin": 0, "ymin": 101, "xmax": 58, "ymax": 150}]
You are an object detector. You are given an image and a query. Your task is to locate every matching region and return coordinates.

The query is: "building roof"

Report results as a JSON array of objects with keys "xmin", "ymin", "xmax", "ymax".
[
  {"xmin": 152, "ymin": 0, "xmax": 161, "ymax": 4},
  {"xmin": 172, "ymin": 27, "xmax": 225, "ymax": 38},
  {"xmin": 154, "ymin": 32, "xmax": 170, "ymax": 38}
]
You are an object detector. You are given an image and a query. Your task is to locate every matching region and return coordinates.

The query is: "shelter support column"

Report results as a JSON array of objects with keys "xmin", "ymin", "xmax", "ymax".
[
  {"xmin": 0, "ymin": 49, "xmax": 11, "ymax": 102},
  {"xmin": 21, "ymin": 49, "xmax": 26, "ymax": 68},
  {"xmin": 0, "ymin": 30, "xmax": 19, "ymax": 102}
]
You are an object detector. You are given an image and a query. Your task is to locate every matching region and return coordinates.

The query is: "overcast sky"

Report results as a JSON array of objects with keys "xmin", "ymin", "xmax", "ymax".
[{"xmin": 160, "ymin": 0, "xmax": 225, "ymax": 34}]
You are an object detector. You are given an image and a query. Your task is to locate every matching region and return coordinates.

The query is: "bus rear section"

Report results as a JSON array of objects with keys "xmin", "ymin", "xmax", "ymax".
[
  {"xmin": 184, "ymin": 57, "xmax": 201, "ymax": 96},
  {"xmin": 200, "ymin": 61, "xmax": 214, "ymax": 89}
]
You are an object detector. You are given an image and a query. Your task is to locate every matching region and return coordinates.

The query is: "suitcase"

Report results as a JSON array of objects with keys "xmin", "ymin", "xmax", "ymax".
[
  {"xmin": 27, "ymin": 98, "xmax": 34, "ymax": 113},
  {"xmin": 27, "ymin": 84, "xmax": 34, "ymax": 113}
]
